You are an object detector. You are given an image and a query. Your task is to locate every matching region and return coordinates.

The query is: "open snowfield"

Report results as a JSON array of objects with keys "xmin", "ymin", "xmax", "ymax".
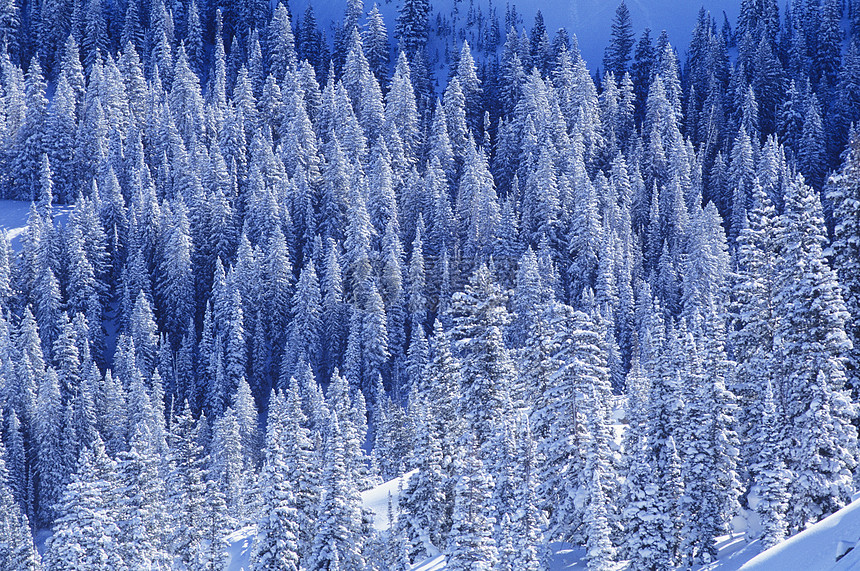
[
  {"xmin": 0, "ymin": 199, "xmax": 73, "ymax": 251},
  {"xmin": 0, "ymin": 199, "xmax": 37, "ymax": 249},
  {"xmin": 361, "ymin": 468, "xmax": 418, "ymax": 531},
  {"xmin": 739, "ymin": 497, "xmax": 860, "ymax": 571}
]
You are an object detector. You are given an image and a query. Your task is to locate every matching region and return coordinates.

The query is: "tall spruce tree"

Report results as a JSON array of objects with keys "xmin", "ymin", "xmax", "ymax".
[
  {"xmin": 603, "ymin": 1, "xmax": 635, "ymax": 78},
  {"xmin": 775, "ymin": 175, "xmax": 857, "ymax": 532}
]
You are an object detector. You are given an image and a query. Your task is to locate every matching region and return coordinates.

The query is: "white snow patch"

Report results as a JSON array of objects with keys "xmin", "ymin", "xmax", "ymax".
[
  {"xmin": 0, "ymin": 200, "xmax": 35, "ymax": 249},
  {"xmin": 224, "ymin": 525, "xmax": 256, "ymax": 571},
  {"xmin": 411, "ymin": 554, "xmax": 447, "ymax": 571},
  {"xmin": 739, "ymin": 498, "xmax": 860, "ymax": 571},
  {"xmin": 0, "ymin": 200, "xmax": 73, "ymax": 252},
  {"xmin": 361, "ymin": 469, "xmax": 418, "ymax": 531},
  {"xmin": 33, "ymin": 529, "xmax": 52, "ymax": 556},
  {"xmin": 548, "ymin": 543, "xmax": 589, "ymax": 569},
  {"xmin": 699, "ymin": 533, "xmax": 762, "ymax": 571}
]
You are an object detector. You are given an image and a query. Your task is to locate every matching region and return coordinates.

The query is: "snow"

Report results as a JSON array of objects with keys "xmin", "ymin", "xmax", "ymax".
[
  {"xmin": 411, "ymin": 554, "xmax": 447, "ymax": 571},
  {"xmin": 224, "ymin": 525, "xmax": 256, "ymax": 571},
  {"xmin": 0, "ymin": 199, "xmax": 73, "ymax": 251},
  {"xmin": 34, "ymin": 465, "xmax": 860, "ymax": 571},
  {"xmin": 361, "ymin": 468, "xmax": 418, "ymax": 531},
  {"xmin": 33, "ymin": 529, "xmax": 52, "ymax": 557},
  {"xmin": 408, "ymin": 542, "xmax": 592, "ymax": 570},
  {"xmin": 738, "ymin": 498, "xmax": 860, "ymax": 571},
  {"xmin": 548, "ymin": 543, "xmax": 590, "ymax": 569},
  {"xmin": 0, "ymin": 199, "xmax": 35, "ymax": 249},
  {"xmin": 699, "ymin": 534, "xmax": 764, "ymax": 571}
]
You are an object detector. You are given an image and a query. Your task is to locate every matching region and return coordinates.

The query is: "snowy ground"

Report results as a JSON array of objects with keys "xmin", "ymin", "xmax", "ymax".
[
  {"xmin": 400, "ymin": 498, "xmax": 860, "ymax": 571},
  {"xmin": 0, "ymin": 199, "xmax": 73, "ymax": 251},
  {"xmin": 737, "ymin": 497, "xmax": 860, "ymax": 571},
  {"xmin": 361, "ymin": 469, "xmax": 418, "ymax": 531},
  {"xmin": 0, "ymin": 199, "xmax": 36, "ymax": 249},
  {"xmin": 224, "ymin": 525, "xmax": 256, "ymax": 571}
]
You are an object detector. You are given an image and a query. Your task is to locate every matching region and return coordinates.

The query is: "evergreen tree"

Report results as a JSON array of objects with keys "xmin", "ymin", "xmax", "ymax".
[
  {"xmin": 211, "ymin": 407, "xmax": 248, "ymax": 522},
  {"xmin": 395, "ymin": 0, "xmax": 429, "ymax": 57},
  {"xmin": 680, "ymin": 312, "xmax": 741, "ymax": 565},
  {"xmin": 398, "ymin": 401, "xmax": 448, "ymax": 556},
  {"xmin": 632, "ymin": 29, "xmax": 656, "ymax": 125},
  {"xmin": 269, "ymin": 3, "xmax": 298, "ymax": 82},
  {"xmin": 775, "ymin": 175, "xmax": 857, "ymax": 532},
  {"xmin": 603, "ymin": 1, "xmax": 635, "ymax": 78},
  {"xmin": 827, "ymin": 136, "xmax": 860, "ymax": 398},
  {"xmin": 0, "ymin": 423, "xmax": 40, "ymax": 571},
  {"xmin": 310, "ymin": 411, "xmax": 365, "ymax": 571},
  {"xmin": 166, "ymin": 407, "xmax": 207, "ymax": 567},
  {"xmin": 157, "ymin": 199, "xmax": 194, "ymax": 347},
  {"xmin": 730, "ymin": 180, "xmax": 780, "ymax": 475},
  {"xmin": 116, "ymin": 425, "xmax": 171, "ymax": 570},
  {"xmin": 282, "ymin": 380, "xmax": 320, "ymax": 567},
  {"xmin": 13, "ymin": 58, "xmax": 48, "ymax": 201},
  {"xmin": 585, "ymin": 468, "xmax": 616, "ymax": 571},
  {"xmin": 34, "ymin": 367, "xmax": 65, "ymax": 525},
  {"xmin": 446, "ymin": 438, "xmax": 499, "ymax": 571},
  {"xmin": 798, "ymin": 94, "xmax": 826, "ymax": 189},
  {"xmin": 750, "ymin": 380, "xmax": 791, "ymax": 548},
  {"xmin": 251, "ymin": 390, "xmax": 301, "ymax": 571},
  {"xmin": 44, "ymin": 438, "xmax": 126, "ymax": 571},
  {"xmin": 363, "ymin": 4, "xmax": 389, "ymax": 82},
  {"xmin": 449, "ymin": 264, "xmax": 514, "ymax": 447}
]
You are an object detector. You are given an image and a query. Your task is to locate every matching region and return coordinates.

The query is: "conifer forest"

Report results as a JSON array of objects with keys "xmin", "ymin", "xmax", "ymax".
[{"xmin": 1, "ymin": 0, "xmax": 860, "ymax": 568}]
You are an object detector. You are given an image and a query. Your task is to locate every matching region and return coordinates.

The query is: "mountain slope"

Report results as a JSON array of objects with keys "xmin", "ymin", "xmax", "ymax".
[
  {"xmin": 290, "ymin": 0, "xmax": 741, "ymax": 76},
  {"xmin": 740, "ymin": 497, "xmax": 860, "ymax": 571}
]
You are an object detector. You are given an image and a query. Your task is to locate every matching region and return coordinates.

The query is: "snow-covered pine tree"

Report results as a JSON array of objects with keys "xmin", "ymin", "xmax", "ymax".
[
  {"xmin": 750, "ymin": 379, "xmax": 791, "ymax": 548},
  {"xmin": 774, "ymin": 175, "xmax": 857, "ymax": 532},
  {"xmin": 827, "ymin": 134, "xmax": 860, "ymax": 398},
  {"xmin": 44, "ymin": 437, "xmax": 126, "ymax": 571},
  {"xmin": 0, "ymin": 427, "xmax": 40, "ymax": 571},
  {"xmin": 166, "ymin": 406, "xmax": 207, "ymax": 567},
  {"xmin": 268, "ymin": 3, "xmax": 298, "ymax": 82},
  {"xmin": 446, "ymin": 436, "xmax": 499, "ymax": 571},
  {"xmin": 730, "ymin": 179, "xmax": 780, "ymax": 477},
  {"xmin": 680, "ymin": 308, "xmax": 742, "ymax": 565},
  {"xmin": 250, "ymin": 389, "xmax": 301, "ymax": 571},
  {"xmin": 398, "ymin": 399, "xmax": 448, "ymax": 557},
  {"xmin": 157, "ymin": 197, "xmax": 194, "ymax": 347},
  {"xmin": 280, "ymin": 379, "xmax": 321, "ymax": 567},
  {"xmin": 310, "ymin": 410, "xmax": 366, "ymax": 571},
  {"xmin": 210, "ymin": 407, "xmax": 248, "ymax": 522},
  {"xmin": 285, "ymin": 259, "xmax": 322, "ymax": 377},
  {"xmin": 449, "ymin": 264, "xmax": 514, "ymax": 448},
  {"xmin": 395, "ymin": 0, "xmax": 429, "ymax": 57},
  {"xmin": 364, "ymin": 4, "xmax": 390, "ymax": 83},
  {"xmin": 33, "ymin": 366, "xmax": 65, "ymax": 526},
  {"xmin": 116, "ymin": 424, "xmax": 171, "ymax": 569}
]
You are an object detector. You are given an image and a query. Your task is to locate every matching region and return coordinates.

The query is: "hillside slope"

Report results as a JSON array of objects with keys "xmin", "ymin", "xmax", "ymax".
[
  {"xmin": 290, "ymin": 0, "xmax": 740, "ymax": 75},
  {"xmin": 740, "ymin": 498, "xmax": 860, "ymax": 571}
]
